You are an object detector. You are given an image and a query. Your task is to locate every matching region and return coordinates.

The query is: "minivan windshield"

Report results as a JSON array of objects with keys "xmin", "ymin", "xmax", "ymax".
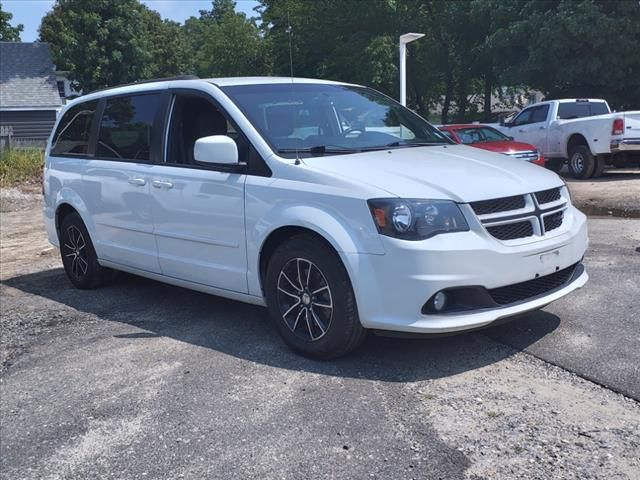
[{"xmin": 221, "ymin": 83, "xmax": 451, "ymax": 157}]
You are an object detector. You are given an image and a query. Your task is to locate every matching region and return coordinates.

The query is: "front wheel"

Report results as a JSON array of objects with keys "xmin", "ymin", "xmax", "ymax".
[
  {"xmin": 265, "ymin": 235, "xmax": 366, "ymax": 359},
  {"xmin": 568, "ymin": 145, "xmax": 595, "ymax": 179}
]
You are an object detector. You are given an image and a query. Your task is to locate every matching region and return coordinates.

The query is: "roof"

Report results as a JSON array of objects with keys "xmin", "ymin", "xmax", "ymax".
[
  {"xmin": 67, "ymin": 76, "xmax": 356, "ymax": 108},
  {"xmin": 0, "ymin": 42, "xmax": 62, "ymax": 110},
  {"xmin": 438, "ymin": 124, "xmax": 495, "ymax": 130},
  {"xmin": 206, "ymin": 76, "xmax": 352, "ymax": 87}
]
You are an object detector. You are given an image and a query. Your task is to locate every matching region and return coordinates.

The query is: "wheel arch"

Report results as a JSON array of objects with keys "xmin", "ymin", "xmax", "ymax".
[
  {"xmin": 258, "ymin": 226, "xmax": 341, "ymax": 296},
  {"xmin": 53, "ymin": 188, "xmax": 95, "ymax": 241},
  {"xmin": 565, "ymin": 133, "xmax": 591, "ymax": 156}
]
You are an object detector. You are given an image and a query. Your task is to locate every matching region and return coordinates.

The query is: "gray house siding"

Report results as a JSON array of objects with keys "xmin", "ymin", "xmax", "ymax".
[
  {"xmin": 1, "ymin": 42, "xmax": 63, "ymax": 146},
  {"xmin": 0, "ymin": 110, "xmax": 57, "ymax": 142}
]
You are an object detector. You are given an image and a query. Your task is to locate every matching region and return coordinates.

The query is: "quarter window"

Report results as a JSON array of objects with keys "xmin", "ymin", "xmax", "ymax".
[
  {"xmin": 50, "ymin": 100, "xmax": 99, "ymax": 156},
  {"xmin": 97, "ymin": 94, "xmax": 163, "ymax": 161}
]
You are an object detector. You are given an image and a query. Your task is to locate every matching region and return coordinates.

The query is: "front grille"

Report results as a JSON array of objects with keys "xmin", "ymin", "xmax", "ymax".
[
  {"xmin": 486, "ymin": 221, "xmax": 533, "ymax": 240},
  {"xmin": 544, "ymin": 211, "xmax": 564, "ymax": 232},
  {"xmin": 488, "ymin": 263, "xmax": 579, "ymax": 305},
  {"xmin": 471, "ymin": 195, "xmax": 525, "ymax": 215},
  {"xmin": 506, "ymin": 150, "xmax": 539, "ymax": 162},
  {"xmin": 535, "ymin": 187, "xmax": 561, "ymax": 204}
]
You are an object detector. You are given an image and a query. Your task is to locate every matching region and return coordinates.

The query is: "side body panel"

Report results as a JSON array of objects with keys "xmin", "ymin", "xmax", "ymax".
[
  {"xmin": 82, "ymin": 159, "xmax": 161, "ymax": 273},
  {"xmin": 148, "ymin": 164, "xmax": 248, "ymax": 292}
]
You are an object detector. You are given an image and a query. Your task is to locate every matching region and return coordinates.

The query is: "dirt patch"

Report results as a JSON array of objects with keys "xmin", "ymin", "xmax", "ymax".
[{"xmin": 564, "ymin": 170, "xmax": 640, "ymax": 218}]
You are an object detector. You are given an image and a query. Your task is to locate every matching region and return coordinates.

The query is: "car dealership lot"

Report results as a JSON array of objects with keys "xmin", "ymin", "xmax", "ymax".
[{"xmin": 1, "ymin": 195, "xmax": 639, "ymax": 479}]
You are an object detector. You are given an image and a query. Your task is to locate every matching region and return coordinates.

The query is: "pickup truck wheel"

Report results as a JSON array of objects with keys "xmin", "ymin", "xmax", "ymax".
[
  {"xmin": 568, "ymin": 145, "xmax": 595, "ymax": 179},
  {"xmin": 265, "ymin": 235, "xmax": 366, "ymax": 359},
  {"xmin": 59, "ymin": 212, "xmax": 110, "ymax": 289},
  {"xmin": 545, "ymin": 158, "xmax": 564, "ymax": 173},
  {"xmin": 591, "ymin": 155, "xmax": 607, "ymax": 178}
]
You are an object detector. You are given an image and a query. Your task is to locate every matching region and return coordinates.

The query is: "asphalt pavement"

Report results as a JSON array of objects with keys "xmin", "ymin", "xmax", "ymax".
[
  {"xmin": 1, "ymin": 210, "xmax": 639, "ymax": 479},
  {"xmin": 487, "ymin": 217, "xmax": 640, "ymax": 399}
]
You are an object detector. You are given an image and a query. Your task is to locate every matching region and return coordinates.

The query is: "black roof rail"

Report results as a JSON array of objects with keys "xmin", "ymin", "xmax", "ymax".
[{"xmin": 89, "ymin": 75, "xmax": 200, "ymax": 95}]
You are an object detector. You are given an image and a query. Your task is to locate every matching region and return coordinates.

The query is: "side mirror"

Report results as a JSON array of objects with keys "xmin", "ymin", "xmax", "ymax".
[
  {"xmin": 508, "ymin": 136, "xmax": 514, "ymax": 141},
  {"xmin": 194, "ymin": 135, "xmax": 238, "ymax": 166}
]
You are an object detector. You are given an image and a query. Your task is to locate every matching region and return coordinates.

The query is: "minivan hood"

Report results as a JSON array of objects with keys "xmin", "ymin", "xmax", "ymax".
[{"xmin": 303, "ymin": 144, "xmax": 562, "ymax": 202}]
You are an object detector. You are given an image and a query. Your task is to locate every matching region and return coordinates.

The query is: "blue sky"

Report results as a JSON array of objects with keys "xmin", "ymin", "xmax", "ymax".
[{"xmin": 3, "ymin": 0, "xmax": 260, "ymax": 42}]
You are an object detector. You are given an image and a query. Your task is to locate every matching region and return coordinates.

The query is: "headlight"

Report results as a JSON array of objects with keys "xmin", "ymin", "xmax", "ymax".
[{"xmin": 368, "ymin": 199, "xmax": 469, "ymax": 240}]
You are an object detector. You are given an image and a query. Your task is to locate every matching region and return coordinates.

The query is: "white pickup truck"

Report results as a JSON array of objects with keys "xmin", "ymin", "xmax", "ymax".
[{"xmin": 495, "ymin": 99, "xmax": 640, "ymax": 178}]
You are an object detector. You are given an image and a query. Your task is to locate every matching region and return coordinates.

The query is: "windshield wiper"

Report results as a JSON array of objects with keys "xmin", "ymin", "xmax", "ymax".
[
  {"xmin": 277, "ymin": 145, "xmax": 361, "ymax": 155},
  {"xmin": 360, "ymin": 140, "xmax": 449, "ymax": 151}
]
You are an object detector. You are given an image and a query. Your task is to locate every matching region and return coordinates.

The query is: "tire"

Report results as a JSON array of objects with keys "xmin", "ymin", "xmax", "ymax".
[
  {"xmin": 591, "ymin": 155, "xmax": 607, "ymax": 178},
  {"xmin": 265, "ymin": 234, "xmax": 366, "ymax": 359},
  {"xmin": 545, "ymin": 158, "xmax": 564, "ymax": 173},
  {"xmin": 59, "ymin": 212, "xmax": 110, "ymax": 289},
  {"xmin": 568, "ymin": 145, "xmax": 595, "ymax": 179}
]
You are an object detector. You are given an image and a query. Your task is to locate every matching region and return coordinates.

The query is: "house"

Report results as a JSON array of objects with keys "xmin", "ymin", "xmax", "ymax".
[{"xmin": 0, "ymin": 42, "xmax": 64, "ymax": 146}]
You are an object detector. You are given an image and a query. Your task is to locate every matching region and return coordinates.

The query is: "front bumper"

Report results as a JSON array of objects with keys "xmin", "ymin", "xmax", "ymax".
[{"xmin": 344, "ymin": 206, "xmax": 588, "ymax": 334}]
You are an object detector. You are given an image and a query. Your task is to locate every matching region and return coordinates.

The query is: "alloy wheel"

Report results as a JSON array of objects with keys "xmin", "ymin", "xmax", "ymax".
[
  {"xmin": 276, "ymin": 258, "xmax": 333, "ymax": 342},
  {"xmin": 62, "ymin": 225, "xmax": 89, "ymax": 280}
]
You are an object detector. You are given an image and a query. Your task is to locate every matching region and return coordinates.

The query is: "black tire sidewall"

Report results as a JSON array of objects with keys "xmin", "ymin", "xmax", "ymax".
[
  {"xmin": 546, "ymin": 158, "xmax": 564, "ymax": 173},
  {"xmin": 59, "ymin": 213, "xmax": 103, "ymax": 289},
  {"xmin": 568, "ymin": 145, "xmax": 595, "ymax": 179},
  {"xmin": 265, "ymin": 235, "xmax": 363, "ymax": 359}
]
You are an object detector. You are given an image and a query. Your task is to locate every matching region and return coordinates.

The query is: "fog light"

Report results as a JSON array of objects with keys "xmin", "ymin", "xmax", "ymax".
[{"xmin": 433, "ymin": 291, "xmax": 447, "ymax": 312}]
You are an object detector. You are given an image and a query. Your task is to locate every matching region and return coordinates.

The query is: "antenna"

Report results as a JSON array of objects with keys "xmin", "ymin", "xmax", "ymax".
[{"xmin": 286, "ymin": 9, "xmax": 301, "ymax": 165}]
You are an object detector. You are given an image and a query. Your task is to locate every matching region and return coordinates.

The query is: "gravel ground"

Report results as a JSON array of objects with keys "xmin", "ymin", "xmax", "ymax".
[
  {"xmin": 1, "ymin": 187, "xmax": 639, "ymax": 479},
  {"xmin": 563, "ymin": 169, "xmax": 640, "ymax": 217}
]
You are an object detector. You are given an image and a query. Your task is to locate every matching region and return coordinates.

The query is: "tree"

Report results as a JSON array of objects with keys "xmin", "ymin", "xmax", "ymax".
[
  {"xmin": 0, "ymin": 1, "xmax": 23, "ymax": 41},
  {"xmin": 503, "ymin": 0, "xmax": 640, "ymax": 110},
  {"xmin": 39, "ymin": 0, "xmax": 189, "ymax": 92},
  {"xmin": 141, "ymin": 8, "xmax": 191, "ymax": 77},
  {"xmin": 185, "ymin": 0, "xmax": 269, "ymax": 77},
  {"xmin": 259, "ymin": 0, "xmax": 397, "ymax": 90}
]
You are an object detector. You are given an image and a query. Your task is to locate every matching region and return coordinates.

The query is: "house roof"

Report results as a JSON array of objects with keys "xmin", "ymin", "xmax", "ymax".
[{"xmin": 0, "ymin": 42, "xmax": 62, "ymax": 110}]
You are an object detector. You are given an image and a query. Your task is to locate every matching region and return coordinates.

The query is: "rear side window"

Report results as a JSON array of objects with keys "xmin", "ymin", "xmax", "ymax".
[
  {"xmin": 50, "ymin": 100, "xmax": 99, "ymax": 156},
  {"xmin": 97, "ymin": 94, "xmax": 163, "ymax": 161},
  {"xmin": 557, "ymin": 101, "xmax": 609, "ymax": 119}
]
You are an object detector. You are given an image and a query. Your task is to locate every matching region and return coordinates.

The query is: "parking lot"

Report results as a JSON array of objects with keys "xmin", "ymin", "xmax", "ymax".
[{"xmin": 1, "ymin": 175, "xmax": 639, "ymax": 480}]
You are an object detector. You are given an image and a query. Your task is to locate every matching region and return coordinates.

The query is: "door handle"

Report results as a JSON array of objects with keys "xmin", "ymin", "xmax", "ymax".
[
  {"xmin": 539, "ymin": 126, "xmax": 546, "ymax": 130},
  {"xmin": 152, "ymin": 180, "xmax": 174, "ymax": 189},
  {"xmin": 128, "ymin": 177, "xmax": 146, "ymax": 186},
  {"xmin": 518, "ymin": 129, "xmax": 525, "ymax": 133}
]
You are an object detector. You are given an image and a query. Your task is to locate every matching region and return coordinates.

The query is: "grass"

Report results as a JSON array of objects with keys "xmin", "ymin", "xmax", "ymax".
[{"xmin": 0, "ymin": 148, "xmax": 44, "ymax": 187}]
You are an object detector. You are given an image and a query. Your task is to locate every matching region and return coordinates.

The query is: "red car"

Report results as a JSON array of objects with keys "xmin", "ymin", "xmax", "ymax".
[{"xmin": 438, "ymin": 124, "xmax": 545, "ymax": 167}]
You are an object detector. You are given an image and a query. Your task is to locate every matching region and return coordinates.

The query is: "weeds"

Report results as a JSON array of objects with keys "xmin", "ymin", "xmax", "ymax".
[{"xmin": 0, "ymin": 149, "xmax": 44, "ymax": 187}]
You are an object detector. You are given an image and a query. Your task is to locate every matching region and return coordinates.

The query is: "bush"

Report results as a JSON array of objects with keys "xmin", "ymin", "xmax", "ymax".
[{"xmin": 0, "ymin": 148, "xmax": 44, "ymax": 187}]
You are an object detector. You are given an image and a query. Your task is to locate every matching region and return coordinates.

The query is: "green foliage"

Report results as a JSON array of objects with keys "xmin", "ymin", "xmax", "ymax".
[
  {"xmin": 503, "ymin": 0, "xmax": 640, "ymax": 110},
  {"xmin": 185, "ymin": 0, "xmax": 269, "ymax": 77},
  {"xmin": 0, "ymin": 1, "xmax": 23, "ymax": 41},
  {"xmin": 39, "ymin": 0, "xmax": 189, "ymax": 92},
  {"xmin": 0, "ymin": 149, "xmax": 43, "ymax": 187},
  {"xmin": 36, "ymin": 0, "xmax": 640, "ymax": 119}
]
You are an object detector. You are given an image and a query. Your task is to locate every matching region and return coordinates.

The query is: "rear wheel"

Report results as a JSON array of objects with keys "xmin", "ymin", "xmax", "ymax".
[
  {"xmin": 591, "ymin": 155, "xmax": 607, "ymax": 178},
  {"xmin": 568, "ymin": 145, "xmax": 595, "ymax": 179},
  {"xmin": 265, "ymin": 234, "xmax": 366, "ymax": 359},
  {"xmin": 59, "ymin": 212, "xmax": 111, "ymax": 289}
]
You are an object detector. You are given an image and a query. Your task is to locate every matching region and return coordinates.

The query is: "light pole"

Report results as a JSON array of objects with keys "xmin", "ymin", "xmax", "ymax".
[{"xmin": 399, "ymin": 33, "xmax": 425, "ymax": 106}]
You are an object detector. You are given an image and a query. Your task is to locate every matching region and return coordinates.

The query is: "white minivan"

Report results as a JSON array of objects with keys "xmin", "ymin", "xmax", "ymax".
[{"xmin": 43, "ymin": 77, "xmax": 589, "ymax": 358}]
